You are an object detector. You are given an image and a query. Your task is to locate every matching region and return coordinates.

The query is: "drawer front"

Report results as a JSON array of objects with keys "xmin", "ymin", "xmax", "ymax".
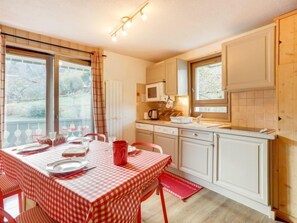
[
  {"xmin": 154, "ymin": 125, "xmax": 178, "ymax": 136},
  {"xmin": 135, "ymin": 123, "xmax": 154, "ymax": 131},
  {"xmin": 179, "ymin": 129, "xmax": 213, "ymax": 142}
]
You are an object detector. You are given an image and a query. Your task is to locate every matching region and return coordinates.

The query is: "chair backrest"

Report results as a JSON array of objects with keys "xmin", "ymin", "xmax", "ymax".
[
  {"xmin": 131, "ymin": 142, "xmax": 163, "ymax": 154},
  {"xmin": 0, "ymin": 207, "xmax": 16, "ymax": 223},
  {"xmin": 84, "ymin": 133, "xmax": 106, "ymax": 142}
]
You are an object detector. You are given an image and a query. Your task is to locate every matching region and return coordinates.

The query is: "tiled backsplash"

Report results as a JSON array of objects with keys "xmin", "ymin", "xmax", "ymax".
[
  {"xmin": 136, "ymin": 84, "xmax": 277, "ymax": 129},
  {"xmin": 231, "ymin": 90, "xmax": 277, "ymax": 129}
]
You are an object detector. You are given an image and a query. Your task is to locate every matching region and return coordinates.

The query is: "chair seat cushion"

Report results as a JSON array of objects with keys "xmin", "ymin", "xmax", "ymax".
[
  {"xmin": 16, "ymin": 206, "xmax": 58, "ymax": 223},
  {"xmin": 0, "ymin": 175, "xmax": 20, "ymax": 196}
]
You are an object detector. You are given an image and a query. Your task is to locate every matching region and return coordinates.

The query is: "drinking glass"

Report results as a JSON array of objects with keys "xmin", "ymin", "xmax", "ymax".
[
  {"xmin": 62, "ymin": 129, "xmax": 69, "ymax": 142},
  {"xmin": 49, "ymin": 131, "xmax": 56, "ymax": 148},
  {"xmin": 107, "ymin": 136, "xmax": 116, "ymax": 156}
]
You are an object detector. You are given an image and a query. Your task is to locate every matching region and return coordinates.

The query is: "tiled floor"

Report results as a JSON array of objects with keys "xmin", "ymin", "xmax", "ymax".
[{"xmin": 3, "ymin": 194, "xmax": 19, "ymax": 218}]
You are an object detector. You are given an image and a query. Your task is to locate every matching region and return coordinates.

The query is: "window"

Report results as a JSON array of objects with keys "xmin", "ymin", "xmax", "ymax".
[
  {"xmin": 58, "ymin": 58, "xmax": 92, "ymax": 137},
  {"xmin": 191, "ymin": 56, "xmax": 229, "ymax": 120},
  {"xmin": 4, "ymin": 49, "xmax": 93, "ymax": 147}
]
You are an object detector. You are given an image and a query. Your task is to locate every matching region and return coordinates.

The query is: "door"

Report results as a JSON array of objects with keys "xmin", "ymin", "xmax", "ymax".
[
  {"xmin": 179, "ymin": 137, "xmax": 213, "ymax": 182},
  {"xmin": 214, "ymin": 133, "xmax": 268, "ymax": 204},
  {"xmin": 276, "ymin": 13, "xmax": 297, "ymax": 220},
  {"xmin": 154, "ymin": 132, "xmax": 178, "ymax": 168}
]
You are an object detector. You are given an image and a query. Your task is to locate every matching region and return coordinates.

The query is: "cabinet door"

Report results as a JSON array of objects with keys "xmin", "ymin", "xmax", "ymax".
[
  {"xmin": 222, "ymin": 25, "xmax": 275, "ymax": 91},
  {"xmin": 135, "ymin": 129, "xmax": 153, "ymax": 151},
  {"xmin": 179, "ymin": 137, "xmax": 213, "ymax": 182},
  {"xmin": 214, "ymin": 133, "xmax": 268, "ymax": 204},
  {"xmin": 165, "ymin": 58, "xmax": 177, "ymax": 95},
  {"xmin": 279, "ymin": 14, "xmax": 297, "ymax": 65},
  {"xmin": 146, "ymin": 61, "xmax": 165, "ymax": 84},
  {"xmin": 154, "ymin": 132, "xmax": 178, "ymax": 168},
  {"xmin": 165, "ymin": 58, "xmax": 188, "ymax": 96}
]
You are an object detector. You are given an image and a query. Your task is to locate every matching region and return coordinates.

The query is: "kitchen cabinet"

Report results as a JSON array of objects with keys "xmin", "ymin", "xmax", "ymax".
[
  {"xmin": 154, "ymin": 132, "xmax": 178, "ymax": 168},
  {"xmin": 135, "ymin": 129, "xmax": 153, "ymax": 143},
  {"xmin": 214, "ymin": 133, "xmax": 268, "ymax": 205},
  {"xmin": 165, "ymin": 58, "xmax": 188, "ymax": 96},
  {"xmin": 146, "ymin": 61, "xmax": 165, "ymax": 84},
  {"xmin": 179, "ymin": 136, "xmax": 213, "ymax": 182},
  {"xmin": 135, "ymin": 123, "xmax": 154, "ymax": 151},
  {"xmin": 274, "ymin": 10, "xmax": 297, "ymax": 222},
  {"xmin": 222, "ymin": 24, "xmax": 275, "ymax": 91}
]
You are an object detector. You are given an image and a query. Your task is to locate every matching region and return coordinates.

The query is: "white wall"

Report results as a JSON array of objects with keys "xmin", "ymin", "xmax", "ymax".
[{"xmin": 103, "ymin": 51, "xmax": 152, "ymax": 143}]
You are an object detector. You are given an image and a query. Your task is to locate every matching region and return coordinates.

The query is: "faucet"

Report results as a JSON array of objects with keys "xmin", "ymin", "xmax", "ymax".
[{"xmin": 196, "ymin": 114, "xmax": 203, "ymax": 123}]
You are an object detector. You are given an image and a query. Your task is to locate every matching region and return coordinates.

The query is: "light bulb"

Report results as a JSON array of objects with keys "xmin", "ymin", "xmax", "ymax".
[
  {"xmin": 111, "ymin": 34, "xmax": 117, "ymax": 42},
  {"xmin": 121, "ymin": 28, "xmax": 127, "ymax": 36},
  {"xmin": 124, "ymin": 19, "xmax": 132, "ymax": 29},
  {"xmin": 141, "ymin": 11, "xmax": 147, "ymax": 21}
]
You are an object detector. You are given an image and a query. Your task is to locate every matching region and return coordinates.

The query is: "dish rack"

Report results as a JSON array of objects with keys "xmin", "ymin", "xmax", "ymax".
[{"xmin": 170, "ymin": 116, "xmax": 193, "ymax": 124}]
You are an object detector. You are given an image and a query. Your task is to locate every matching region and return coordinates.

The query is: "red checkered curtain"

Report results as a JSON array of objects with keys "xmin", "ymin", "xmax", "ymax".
[
  {"xmin": 0, "ymin": 35, "xmax": 5, "ymax": 149},
  {"xmin": 0, "ymin": 35, "xmax": 6, "ymax": 173},
  {"xmin": 91, "ymin": 50, "xmax": 107, "ymax": 136}
]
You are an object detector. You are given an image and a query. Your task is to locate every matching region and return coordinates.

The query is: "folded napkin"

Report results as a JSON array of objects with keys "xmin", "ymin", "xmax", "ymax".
[{"xmin": 62, "ymin": 146, "xmax": 89, "ymax": 157}]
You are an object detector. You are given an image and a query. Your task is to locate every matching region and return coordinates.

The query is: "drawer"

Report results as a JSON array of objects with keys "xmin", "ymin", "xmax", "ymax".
[
  {"xmin": 135, "ymin": 123, "xmax": 154, "ymax": 131},
  {"xmin": 154, "ymin": 125, "xmax": 178, "ymax": 136},
  {"xmin": 179, "ymin": 129, "xmax": 213, "ymax": 142}
]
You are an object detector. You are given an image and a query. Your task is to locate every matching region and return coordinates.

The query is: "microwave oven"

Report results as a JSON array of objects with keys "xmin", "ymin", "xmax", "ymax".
[{"xmin": 146, "ymin": 82, "xmax": 167, "ymax": 102}]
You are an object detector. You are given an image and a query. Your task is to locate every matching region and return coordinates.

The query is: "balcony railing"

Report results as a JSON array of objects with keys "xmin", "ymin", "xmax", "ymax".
[{"xmin": 4, "ymin": 118, "xmax": 91, "ymax": 148}]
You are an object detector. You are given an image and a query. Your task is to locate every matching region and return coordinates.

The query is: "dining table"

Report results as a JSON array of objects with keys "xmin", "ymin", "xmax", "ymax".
[{"xmin": 0, "ymin": 140, "xmax": 171, "ymax": 223}]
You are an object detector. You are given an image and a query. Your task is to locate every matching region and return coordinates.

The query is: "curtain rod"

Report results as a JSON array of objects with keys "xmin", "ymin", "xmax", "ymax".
[{"xmin": 1, "ymin": 32, "xmax": 107, "ymax": 57}]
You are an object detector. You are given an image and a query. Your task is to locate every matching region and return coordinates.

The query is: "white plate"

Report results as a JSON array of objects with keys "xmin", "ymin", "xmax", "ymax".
[
  {"xmin": 67, "ymin": 137, "xmax": 91, "ymax": 144},
  {"xmin": 17, "ymin": 143, "xmax": 49, "ymax": 153},
  {"xmin": 46, "ymin": 158, "xmax": 88, "ymax": 175},
  {"xmin": 128, "ymin": 145, "xmax": 136, "ymax": 153}
]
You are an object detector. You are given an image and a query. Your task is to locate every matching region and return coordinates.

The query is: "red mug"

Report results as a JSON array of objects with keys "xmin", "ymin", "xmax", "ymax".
[{"xmin": 113, "ymin": 140, "xmax": 128, "ymax": 166}]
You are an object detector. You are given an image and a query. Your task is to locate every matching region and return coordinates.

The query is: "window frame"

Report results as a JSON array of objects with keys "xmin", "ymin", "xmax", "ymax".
[
  {"xmin": 190, "ymin": 55, "xmax": 230, "ymax": 121},
  {"xmin": 5, "ymin": 47, "xmax": 93, "ymax": 141}
]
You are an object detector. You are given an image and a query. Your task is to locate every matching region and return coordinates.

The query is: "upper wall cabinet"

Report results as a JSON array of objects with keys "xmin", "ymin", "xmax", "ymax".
[
  {"xmin": 146, "ymin": 61, "xmax": 165, "ymax": 84},
  {"xmin": 165, "ymin": 58, "xmax": 188, "ymax": 96},
  {"xmin": 222, "ymin": 24, "xmax": 275, "ymax": 91}
]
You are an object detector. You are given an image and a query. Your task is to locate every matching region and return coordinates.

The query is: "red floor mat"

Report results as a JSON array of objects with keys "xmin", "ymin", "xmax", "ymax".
[{"xmin": 159, "ymin": 171, "xmax": 203, "ymax": 200}]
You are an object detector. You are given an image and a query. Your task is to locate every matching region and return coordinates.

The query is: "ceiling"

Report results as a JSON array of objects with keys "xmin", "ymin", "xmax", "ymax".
[{"xmin": 0, "ymin": 0, "xmax": 296, "ymax": 62}]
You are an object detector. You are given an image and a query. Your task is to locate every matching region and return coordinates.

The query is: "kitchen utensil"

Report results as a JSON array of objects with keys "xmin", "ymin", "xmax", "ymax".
[
  {"xmin": 148, "ymin": 109, "xmax": 158, "ymax": 120},
  {"xmin": 113, "ymin": 140, "xmax": 128, "ymax": 166},
  {"xmin": 144, "ymin": 112, "xmax": 150, "ymax": 120}
]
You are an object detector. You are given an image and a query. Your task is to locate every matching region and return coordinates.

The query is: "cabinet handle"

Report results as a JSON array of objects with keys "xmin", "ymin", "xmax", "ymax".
[{"xmin": 193, "ymin": 133, "xmax": 198, "ymax": 137}]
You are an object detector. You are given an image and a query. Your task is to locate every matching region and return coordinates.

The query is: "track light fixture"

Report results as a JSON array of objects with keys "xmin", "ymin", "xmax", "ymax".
[{"xmin": 110, "ymin": 1, "xmax": 149, "ymax": 42}]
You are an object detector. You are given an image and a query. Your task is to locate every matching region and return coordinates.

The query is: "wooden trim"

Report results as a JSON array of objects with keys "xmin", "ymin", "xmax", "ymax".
[
  {"xmin": 274, "ymin": 9, "xmax": 297, "ymax": 21},
  {"xmin": 274, "ymin": 209, "xmax": 297, "ymax": 223},
  {"xmin": 190, "ymin": 55, "xmax": 230, "ymax": 120}
]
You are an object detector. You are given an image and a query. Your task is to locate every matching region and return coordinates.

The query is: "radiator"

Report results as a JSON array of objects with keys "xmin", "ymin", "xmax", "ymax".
[{"xmin": 105, "ymin": 80, "xmax": 123, "ymax": 139}]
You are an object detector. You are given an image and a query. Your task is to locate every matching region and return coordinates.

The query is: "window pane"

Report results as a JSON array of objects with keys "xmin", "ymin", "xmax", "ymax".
[
  {"xmin": 194, "ymin": 106, "xmax": 227, "ymax": 113},
  {"xmin": 58, "ymin": 60, "xmax": 92, "ymax": 137},
  {"xmin": 195, "ymin": 62, "xmax": 224, "ymax": 100},
  {"xmin": 5, "ymin": 54, "xmax": 46, "ymax": 147}
]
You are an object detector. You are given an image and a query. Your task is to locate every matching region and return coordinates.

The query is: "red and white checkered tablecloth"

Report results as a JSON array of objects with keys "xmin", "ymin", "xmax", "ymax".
[{"xmin": 0, "ymin": 141, "xmax": 171, "ymax": 223}]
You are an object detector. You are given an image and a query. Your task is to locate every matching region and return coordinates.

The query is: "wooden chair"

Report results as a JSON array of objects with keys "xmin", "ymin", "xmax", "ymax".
[
  {"xmin": 84, "ymin": 133, "xmax": 106, "ymax": 142},
  {"xmin": 0, "ymin": 175, "xmax": 22, "ymax": 215},
  {"xmin": 131, "ymin": 142, "xmax": 168, "ymax": 223},
  {"xmin": 0, "ymin": 206, "xmax": 58, "ymax": 223}
]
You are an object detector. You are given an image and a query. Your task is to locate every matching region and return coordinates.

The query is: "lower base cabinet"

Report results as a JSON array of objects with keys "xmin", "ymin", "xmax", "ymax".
[
  {"xmin": 214, "ymin": 133, "xmax": 268, "ymax": 205},
  {"xmin": 135, "ymin": 129, "xmax": 153, "ymax": 151},
  {"xmin": 179, "ymin": 137, "xmax": 213, "ymax": 182},
  {"xmin": 154, "ymin": 132, "xmax": 178, "ymax": 168}
]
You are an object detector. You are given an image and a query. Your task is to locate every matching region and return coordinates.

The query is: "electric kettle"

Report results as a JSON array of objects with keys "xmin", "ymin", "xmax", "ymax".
[{"xmin": 148, "ymin": 109, "xmax": 158, "ymax": 120}]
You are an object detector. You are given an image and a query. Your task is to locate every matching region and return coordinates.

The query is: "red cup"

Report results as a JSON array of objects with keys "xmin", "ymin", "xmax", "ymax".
[{"xmin": 113, "ymin": 140, "xmax": 128, "ymax": 166}]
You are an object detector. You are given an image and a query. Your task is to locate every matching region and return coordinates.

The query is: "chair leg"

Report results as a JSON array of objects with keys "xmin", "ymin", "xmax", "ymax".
[
  {"xmin": 0, "ymin": 194, "xmax": 4, "ymax": 223},
  {"xmin": 18, "ymin": 191, "xmax": 22, "ymax": 213},
  {"xmin": 137, "ymin": 205, "xmax": 142, "ymax": 223},
  {"xmin": 159, "ymin": 186, "xmax": 168, "ymax": 223}
]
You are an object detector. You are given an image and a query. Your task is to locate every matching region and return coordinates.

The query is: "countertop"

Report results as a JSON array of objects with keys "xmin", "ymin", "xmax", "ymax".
[{"xmin": 136, "ymin": 120, "xmax": 276, "ymax": 140}]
